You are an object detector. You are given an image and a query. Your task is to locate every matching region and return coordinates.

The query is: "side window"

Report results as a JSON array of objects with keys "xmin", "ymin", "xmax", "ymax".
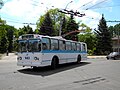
[
  {"xmin": 71, "ymin": 42, "xmax": 77, "ymax": 51},
  {"xmin": 82, "ymin": 43, "xmax": 86, "ymax": 52},
  {"xmin": 59, "ymin": 40, "xmax": 66, "ymax": 50},
  {"xmin": 66, "ymin": 41, "xmax": 71, "ymax": 50},
  {"xmin": 42, "ymin": 37, "xmax": 50, "ymax": 50},
  {"xmin": 51, "ymin": 39, "xmax": 58, "ymax": 50},
  {"xmin": 77, "ymin": 43, "xmax": 81, "ymax": 51}
]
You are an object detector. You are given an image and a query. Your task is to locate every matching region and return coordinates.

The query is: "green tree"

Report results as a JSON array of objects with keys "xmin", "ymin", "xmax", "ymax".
[
  {"xmin": 65, "ymin": 18, "xmax": 79, "ymax": 40},
  {"xmin": 39, "ymin": 12, "xmax": 55, "ymax": 36},
  {"xmin": 61, "ymin": 17, "xmax": 67, "ymax": 35},
  {"xmin": 0, "ymin": 26, "xmax": 8, "ymax": 53},
  {"xmin": 18, "ymin": 25, "xmax": 34, "ymax": 36},
  {"xmin": 0, "ymin": 18, "xmax": 8, "ymax": 53},
  {"xmin": 36, "ymin": 8, "xmax": 68, "ymax": 36},
  {"xmin": 95, "ymin": 14, "xmax": 112, "ymax": 55},
  {"xmin": 108, "ymin": 23, "xmax": 120, "ymax": 38},
  {"xmin": 6, "ymin": 25, "xmax": 14, "ymax": 52},
  {"xmin": 78, "ymin": 24, "xmax": 97, "ymax": 55},
  {"xmin": 114, "ymin": 24, "xmax": 120, "ymax": 36},
  {"xmin": 108, "ymin": 26, "xmax": 114, "ymax": 37}
]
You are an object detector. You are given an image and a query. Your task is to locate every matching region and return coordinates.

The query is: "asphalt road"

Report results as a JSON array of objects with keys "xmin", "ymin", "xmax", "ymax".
[{"xmin": 0, "ymin": 53, "xmax": 120, "ymax": 90}]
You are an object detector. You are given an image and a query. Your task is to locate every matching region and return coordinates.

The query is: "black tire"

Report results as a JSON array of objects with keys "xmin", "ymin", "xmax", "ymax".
[
  {"xmin": 106, "ymin": 57, "xmax": 109, "ymax": 60},
  {"xmin": 51, "ymin": 57, "xmax": 58, "ymax": 69},
  {"xmin": 113, "ymin": 57, "xmax": 117, "ymax": 60},
  {"xmin": 77, "ymin": 55, "xmax": 81, "ymax": 64},
  {"xmin": 32, "ymin": 66, "xmax": 38, "ymax": 70}
]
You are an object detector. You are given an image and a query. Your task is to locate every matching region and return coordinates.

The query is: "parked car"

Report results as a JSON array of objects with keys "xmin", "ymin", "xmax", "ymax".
[{"xmin": 106, "ymin": 52, "xmax": 120, "ymax": 60}]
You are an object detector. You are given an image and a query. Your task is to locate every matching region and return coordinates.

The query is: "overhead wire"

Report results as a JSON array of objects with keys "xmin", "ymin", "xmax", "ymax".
[
  {"xmin": 85, "ymin": 0, "xmax": 107, "ymax": 10},
  {"xmin": 2, "ymin": 0, "xmax": 118, "ymax": 27},
  {"xmin": 85, "ymin": 4, "xmax": 120, "ymax": 10},
  {"xmin": 77, "ymin": 0, "xmax": 93, "ymax": 9}
]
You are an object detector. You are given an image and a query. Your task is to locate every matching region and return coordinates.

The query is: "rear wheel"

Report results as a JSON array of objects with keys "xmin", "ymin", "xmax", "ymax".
[
  {"xmin": 51, "ymin": 57, "xmax": 58, "ymax": 69},
  {"xmin": 77, "ymin": 55, "xmax": 81, "ymax": 64},
  {"xmin": 32, "ymin": 66, "xmax": 38, "ymax": 70},
  {"xmin": 106, "ymin": 57, "xmax": 109, "ymax": 60}
]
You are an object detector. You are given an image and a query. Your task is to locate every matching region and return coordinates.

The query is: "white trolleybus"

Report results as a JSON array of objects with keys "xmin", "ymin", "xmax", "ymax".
[{"xmin": 17, "ymin": 34, "xmax": 87, "ymax": 69}]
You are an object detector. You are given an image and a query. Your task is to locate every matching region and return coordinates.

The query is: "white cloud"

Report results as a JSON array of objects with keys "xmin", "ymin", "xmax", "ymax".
[{"xmin": 1, "ymin": 0, "xmax": 112, "ymax": 30}]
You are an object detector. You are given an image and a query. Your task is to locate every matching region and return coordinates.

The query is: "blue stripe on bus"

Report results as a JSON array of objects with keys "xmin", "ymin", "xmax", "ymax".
[
  {"xmin": 42, "ymin": 60, "xmax": 51, "ymax": 62},
  {"xmin": 42, "ymin": 58, "xmax": 76, "ymax": 62},
  {"xmin": 17, "ymin": 50, "xmax": 87, "ymax": 54},
  {"xmin": 41, "ymin": 50, "xmax": 87, "ymax": 53}
]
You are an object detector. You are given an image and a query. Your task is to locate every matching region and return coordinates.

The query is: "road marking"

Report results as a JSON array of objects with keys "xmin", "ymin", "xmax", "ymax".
[{"xmin": 73, "ymin": 77, "xmax": 106, "ymax": 85}]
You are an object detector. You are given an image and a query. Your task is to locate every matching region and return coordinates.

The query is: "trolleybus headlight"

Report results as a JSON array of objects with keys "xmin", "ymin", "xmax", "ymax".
[
  {"xmin": 17, "ymin": 57, "xmax": 22, "ymax": 60},
  {"xmin": 34, "ymin": 57, "xmax": 39, "ymax": 60},
  {"xmin": 19, "ymin": 57, "xmax": 22, "ymax": 60}
]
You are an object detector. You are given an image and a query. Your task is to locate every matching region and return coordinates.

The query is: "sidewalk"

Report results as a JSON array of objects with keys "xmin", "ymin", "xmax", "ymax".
[
  {"xmin": 88, "ymin": 55, "xmax": 106, "ymax": 59},
  {"xmin": 0, "ymin": 53, "xmax": 16, "ymax": 60}
]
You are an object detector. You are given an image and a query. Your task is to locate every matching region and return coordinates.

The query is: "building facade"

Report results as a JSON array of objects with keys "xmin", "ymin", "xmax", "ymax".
[{"xmin": 112, "ymin": 36, "xmax": 120, "ymax": 52}]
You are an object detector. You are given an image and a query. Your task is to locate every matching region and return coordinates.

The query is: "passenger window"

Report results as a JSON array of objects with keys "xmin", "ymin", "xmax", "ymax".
[
  {"xmin": 51, "ymin": 39, "xmax": 58, "ymax": 50},
  {"xmin": 59, "ymin": 40, "xmax": 66, "ymax": 50},
  {"xmin": 66, "ymin": 41, "xmax": 71, "ymax": 50},
  {"xmin": 82, "ymin": 44, "xmax": 86, "ymax": 51},
  {"xmin": 71, "ymin": 42, "xmax": 77, "ymax": 51},
  {"xmin": 77, "ymin": 43, "xmax": 81, "ymax": 51},
  {"xmin": 42, "ymin": 37, "xmax": 50, "ymax": 50}
]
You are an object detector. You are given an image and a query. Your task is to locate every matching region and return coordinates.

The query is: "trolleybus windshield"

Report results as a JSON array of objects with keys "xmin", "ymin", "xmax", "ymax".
[{"xmin": 18, "ymin": 39, "xmax": 41, "ymax": 52}]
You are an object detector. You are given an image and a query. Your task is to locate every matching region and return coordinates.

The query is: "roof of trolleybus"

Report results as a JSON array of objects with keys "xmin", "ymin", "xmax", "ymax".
[{"xmin": 18, "ymin": 34, "xmax": 86, "ymax": 45}]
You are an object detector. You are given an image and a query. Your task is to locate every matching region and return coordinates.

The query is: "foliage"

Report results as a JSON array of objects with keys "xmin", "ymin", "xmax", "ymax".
[
  {"xmin": 0, "ymin": 18, "xmax": 8, "ymax": 53},
  {"xmin": 108, "ymin": 26, "xmax": 114, "ymax": 37},
  {"xmin": 95, "ymin": 14, "xmax": 112, "ymax": 55},
  {"xmin": 6, "ymin": 25, "xmax": 15, "ymax": 52},
  {"xmin": 18, "ymin": 25, "xmax": 34, "ymax": 36},
  {"xmin": 108, "ymin": 23, "xmax": 120, "ymax": 37},
  {"xmin": 78, "ymin": 24, "xmax": 97, "ymax": 55},
  {"xmin": 0, "ymin": 26, "xmax": 8, "ymax": 53}
]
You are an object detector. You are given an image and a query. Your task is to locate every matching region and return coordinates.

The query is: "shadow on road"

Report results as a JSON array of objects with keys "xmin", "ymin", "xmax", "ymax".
[{"xmin": 18, "ymin": 62, "xmax": 90, "ymax": 77}]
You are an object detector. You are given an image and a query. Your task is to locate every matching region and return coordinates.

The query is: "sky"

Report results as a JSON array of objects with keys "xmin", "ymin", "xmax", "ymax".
[{"xmin": 0, "ymin": 0, "xmax": 120, "ymax": 30}]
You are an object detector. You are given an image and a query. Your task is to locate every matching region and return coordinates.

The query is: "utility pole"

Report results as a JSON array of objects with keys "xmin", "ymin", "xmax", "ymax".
[{"xmin": 58, "ymin": 1, "xmax": 73, "ymax": 36}]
